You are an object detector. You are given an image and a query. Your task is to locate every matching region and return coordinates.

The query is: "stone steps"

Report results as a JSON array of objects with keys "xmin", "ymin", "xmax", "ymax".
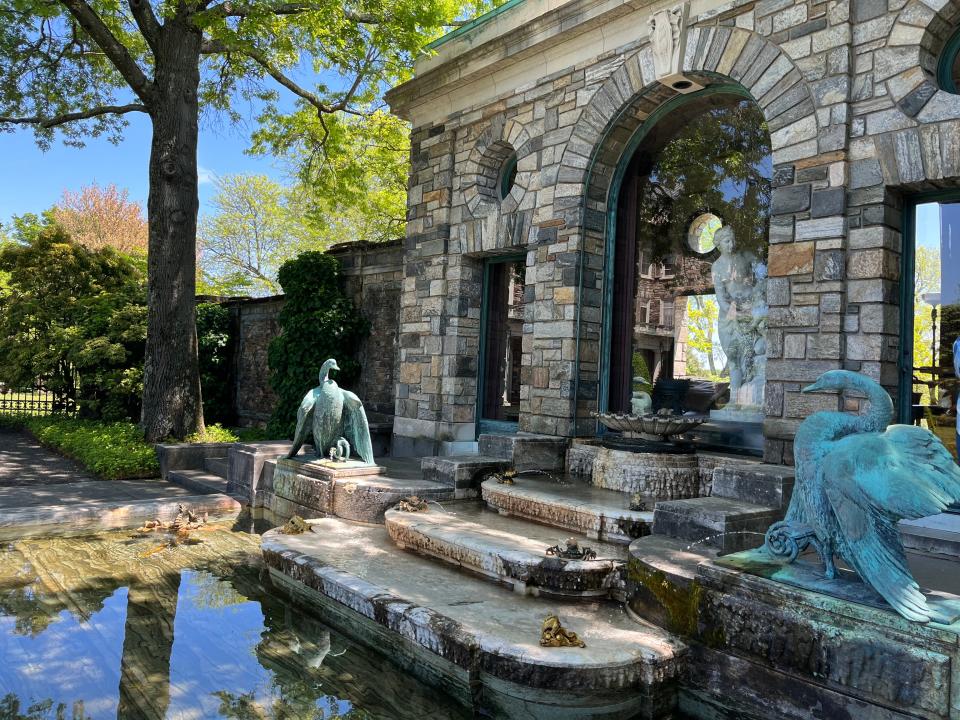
[
  {"xmin": 651, "ymin": 496, "xmax": 780, "ymax": 554},
  {"xmin": 481, "ymin": 476, "xmax": 653, "ymax": 544},
  {"xmin": 478, "ymin": 433, "xmax": 569, "ymax": 472},
  {"xmin": 625, "ymin": 535, "xmax": 718, "ymax": 634},
  {"xmin": 420, "ymin": 455, "xmax": 511, "ymax": 498},
  {"xmin": 167, "ymin": 468, "xmax": 230, "ymax": 496},
  {"xmin": 262, "ymin": 519, "xmax": 685, "ymax": 718},
  {"xmin": 384, "ymin": 501, "xmax": 628, "ymax": 599},
  {"xmin": 268, "ymin": 456, "xmax": 456, "ymax": 523},
  {"xmin": 710, "ymin": 462, "xmax": 794, "ymax": 509},
  {"xmin": 203, "ymin": 455, "xmax": 230, "ymax": 479}
]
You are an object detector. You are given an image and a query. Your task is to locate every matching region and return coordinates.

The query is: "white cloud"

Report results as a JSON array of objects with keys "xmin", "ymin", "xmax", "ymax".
[{"xmin": 197, "ymin": 166, "xmax": 216, "ymax": 185}]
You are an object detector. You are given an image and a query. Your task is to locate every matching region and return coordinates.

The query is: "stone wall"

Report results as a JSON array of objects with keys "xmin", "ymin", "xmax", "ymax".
[
  {"xmin": 223, "ymin": 240, "xmax": 403, "ymax": 427},
  {"xmin": 385, "ymin": 0, "xmax": 960, "ymax": 461}
]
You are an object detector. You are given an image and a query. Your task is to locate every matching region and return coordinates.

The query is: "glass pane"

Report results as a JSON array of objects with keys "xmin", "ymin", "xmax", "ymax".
[
  {"xmin": 610, "ymin": 95, "xmax": 771, "ymax": 434},
  {"xmin": 481, "ymin": 260, "xmax": 525, "ymax": 422},
  {"xmin": 913, "ymin": 202, "xmax": 960, "ymax": 466}
]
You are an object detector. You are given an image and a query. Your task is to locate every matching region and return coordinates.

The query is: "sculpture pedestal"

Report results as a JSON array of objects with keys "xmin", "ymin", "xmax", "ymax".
[
  {"xmin": 685, "ymin": 549, "xmax": 960, "ymax": 719},
  {"xmin": 280, "ymin": 455, "xmax": 385, "ymax": 480}
]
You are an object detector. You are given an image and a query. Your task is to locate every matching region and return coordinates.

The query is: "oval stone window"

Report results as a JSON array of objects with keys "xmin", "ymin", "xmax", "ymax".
[
  {"xmin": 687, "ymin": 213, "xmax": 722, "ymax": 255},
  {"xmin": 499, "ymin": 151, "xmax": 518, "ymax": 200},
  {"xmin": 938, "ymin": 28, "xmax": 960, "ymax": 93}
]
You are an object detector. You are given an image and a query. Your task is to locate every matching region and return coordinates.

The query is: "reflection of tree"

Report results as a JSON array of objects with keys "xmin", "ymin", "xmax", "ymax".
[
  {"xmin": 686, "ymin": 295, "xmax": 727, "ymax": 381},
  {"xmin": 116, "ymin": 573, "xmax": 182, "ymax": 720},
  {"xmin": 636, "ymin": 99, "xmax": 771, "ymax": 262},
  {"xmin": 0, "ymin": 694, "xmax": 91, "ymax": 720}
]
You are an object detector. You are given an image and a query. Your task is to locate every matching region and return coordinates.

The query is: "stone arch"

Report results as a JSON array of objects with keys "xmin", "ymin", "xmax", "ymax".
[
  {"xmin": 462, "ymin": 116, "xmax": 532, "ymax": 218},
  {"xmin": 877, "ymin": 0, "xmax": 960, "ymax": 120},
  {"xmin": 555, "ymin": 27, "xmax": 819, "ymax": 220}
]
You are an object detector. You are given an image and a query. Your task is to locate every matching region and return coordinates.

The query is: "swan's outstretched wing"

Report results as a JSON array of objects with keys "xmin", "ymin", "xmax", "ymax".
[
  {"xmin": 286, "ymin": 389, "xmax": 317, "ymax": 458},
  {"xmin": 341, "ymin": 390, "xmax": 374, "ymax": 465},
  {"xmin": 821, "ymin": 427, "xmax": 960, "ymax": 621}
]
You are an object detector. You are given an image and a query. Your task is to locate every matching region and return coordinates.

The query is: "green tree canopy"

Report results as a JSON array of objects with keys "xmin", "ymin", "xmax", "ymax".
[
  {"xmin": 267, "ymin": 252, "xmax": 368, "ymax": 439},
  {"xmin": 0, "ymin": 227, "xmax": 147, "ymax": 419},
  {"xmin": 0, "ymin": 0, "xmax": 493, "ymax": 440},
  {"xmin": 636, "ymin": 97, "xmax": 772, "ymax": 261},
  {"xmin": 198, "ymin": 173, "xmax": 322, "ymax": 296}
]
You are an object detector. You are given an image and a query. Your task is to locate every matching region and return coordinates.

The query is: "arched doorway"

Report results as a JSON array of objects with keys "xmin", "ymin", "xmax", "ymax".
[{"xmin": 605, "ymin": 91, "xmax": 772, "ymax": 451}]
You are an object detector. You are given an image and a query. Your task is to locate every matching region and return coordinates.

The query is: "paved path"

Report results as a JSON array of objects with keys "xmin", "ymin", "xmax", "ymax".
[
  {"xmin": 0, "ymin": 429, "xmax": 241, "ymax": 539},
  {"xmin": 0, "ymin": 429, "xmax": 99, "ymax": 486}
]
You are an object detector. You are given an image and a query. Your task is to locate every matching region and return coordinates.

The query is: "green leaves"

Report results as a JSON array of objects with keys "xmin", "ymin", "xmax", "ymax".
[
  {"xmin": 0, "ymin": 226, "xmax": 146, "ymax": 420},
  {"xmin": 266, "ymin": 251, "xmax": 369, "ymax": 438}
]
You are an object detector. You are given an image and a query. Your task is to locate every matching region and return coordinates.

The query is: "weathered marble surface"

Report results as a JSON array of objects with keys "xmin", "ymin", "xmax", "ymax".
[
  {"xmin": 590, "ymin": 446, "xmax": 701, "ymax": 498},
  {"xmin": 692, "ymin": 551, "xmax": 960, "ymax": 719},
  {"xmin": 268, "ymin": 457, "xmax": 454, "ymax": 523},
  {"xmin": 226, "ymin": 440, "xmax": 289, "ymax": 506},
  {"xmin": 262, "ymin": 519, "xmax": 685, "ymax": 718},
  {"xmin": 385, "ymin": 502, "xmax": 627, "ymax": 598},
  {"xmin": 481, "ymin": 476, "xmax": 652, "ymax": 544}
]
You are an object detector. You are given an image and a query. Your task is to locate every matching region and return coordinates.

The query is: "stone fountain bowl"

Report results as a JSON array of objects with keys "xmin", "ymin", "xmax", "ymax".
[{"xmin": 593, "ymin": 411, "xmax": 707, "ymax": 441}]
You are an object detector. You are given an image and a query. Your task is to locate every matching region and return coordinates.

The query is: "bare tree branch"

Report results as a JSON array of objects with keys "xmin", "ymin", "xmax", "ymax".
[
  {"xmin": 0, "ymin": 103, "xmax": 148, "ymax": 129},
  {"xmin": 127, "ymin": 0, "xmax": 162, "ymax": 53},
  {"xmin": 58, "ymin": 0, "xmax": 154, "ymax": 103}
]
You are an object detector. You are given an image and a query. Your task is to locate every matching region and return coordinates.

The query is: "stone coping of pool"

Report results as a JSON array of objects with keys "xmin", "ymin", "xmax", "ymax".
[
  {"xmin": 384, "ymin": 501, "xmax": 627, "ymax": 599},
  {"xmin": 261, "ymin": 519, "xmax": 684, "ymax": 712},
  {"xmin": 480, "ymin": 476, "xmax": 654, "ymax": 544},
  {"xmin": 693, "ymin": 549, "xmax": 960, "ymax": 719},
  {"xmin": 0, "ymin": 489, "xmax": 241, "ymax": 540}
]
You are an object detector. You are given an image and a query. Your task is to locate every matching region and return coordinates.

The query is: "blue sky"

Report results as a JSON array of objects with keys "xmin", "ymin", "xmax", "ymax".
[{"xmin": 0, "ymin": 110, "xmax": 287, "ymax": 223}]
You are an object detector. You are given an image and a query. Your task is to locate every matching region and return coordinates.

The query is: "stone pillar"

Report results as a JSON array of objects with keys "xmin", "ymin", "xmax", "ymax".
[{"xmin": 393, "ymin": 122, "xmax": 482, "ymax": 456}]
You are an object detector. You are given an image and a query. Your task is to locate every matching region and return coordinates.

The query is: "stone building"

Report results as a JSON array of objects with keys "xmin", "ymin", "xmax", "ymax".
[{"xmin": 385, "ymin": 0, "xmax": 960, "ymax": 464}]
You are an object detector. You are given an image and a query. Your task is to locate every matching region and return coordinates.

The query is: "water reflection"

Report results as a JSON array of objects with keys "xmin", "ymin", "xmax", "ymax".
[{"xmin": 0, "ymin": 527, "xmax": 468, "ymax": 720}]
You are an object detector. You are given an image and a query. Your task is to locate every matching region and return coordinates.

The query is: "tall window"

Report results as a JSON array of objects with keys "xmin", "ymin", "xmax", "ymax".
[
  {"xmin": 904, "ymin": 201, "xmax": 960, "ymax": 467},
  {"xmin": 608, "ymin": 94, "xmax": 772, "ymax": 438}
]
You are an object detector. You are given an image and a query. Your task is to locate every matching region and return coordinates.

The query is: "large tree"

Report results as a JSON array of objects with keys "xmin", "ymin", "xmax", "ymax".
[{"xmin": 0, "ymin": 0, "xmax": 468, "ymax": 440}]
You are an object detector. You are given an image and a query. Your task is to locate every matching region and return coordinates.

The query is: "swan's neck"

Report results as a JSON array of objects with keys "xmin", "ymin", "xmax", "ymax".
[{"xmin": 843, "ymin": 374, "xmax": 893, "ymax": 431}]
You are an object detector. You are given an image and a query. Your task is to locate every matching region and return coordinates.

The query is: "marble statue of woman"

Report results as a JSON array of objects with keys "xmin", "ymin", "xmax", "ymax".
[{"xmin": 711, "ymin": 225, "xmax": 767, "ymax": 419}]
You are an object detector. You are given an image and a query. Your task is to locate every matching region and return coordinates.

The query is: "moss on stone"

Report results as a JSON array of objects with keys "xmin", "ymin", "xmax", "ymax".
[{"xmin": 627, "ymin": 560, "xmax": 702, "ymax": 638}]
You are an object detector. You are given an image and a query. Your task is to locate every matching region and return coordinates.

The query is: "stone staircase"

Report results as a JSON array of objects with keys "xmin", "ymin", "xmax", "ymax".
[
  {"xmin": 167, "ymin": 453, "xmax": 232, "ymax": 496},
  {"xmin": 251, "ymin": 431, "xmax": 796, "ymax": 718}
]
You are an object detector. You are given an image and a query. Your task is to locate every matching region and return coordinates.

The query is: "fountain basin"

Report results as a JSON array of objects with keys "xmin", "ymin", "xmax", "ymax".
[{"xmin": 593, "ymin": 411, "xmax": 707, "ymax": 442}]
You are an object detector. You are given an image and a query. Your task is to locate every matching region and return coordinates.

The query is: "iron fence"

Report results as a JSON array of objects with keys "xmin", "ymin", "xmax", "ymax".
[{"xmin": 0, "ymin": 375, "xmax": 78, "ymax": 416}]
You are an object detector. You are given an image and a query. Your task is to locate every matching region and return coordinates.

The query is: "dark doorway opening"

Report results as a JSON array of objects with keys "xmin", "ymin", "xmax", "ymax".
[{"xmin": 478, "ymin": 256, "xmax": 526, "ymax": 435}]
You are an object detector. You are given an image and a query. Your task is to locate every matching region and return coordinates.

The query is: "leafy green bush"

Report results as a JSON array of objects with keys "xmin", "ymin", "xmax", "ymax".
[
  {"xmin": 184, "ymin": 423, "xmax": 239, "ymax": 443},
  {"xmin": 1, "ymin": 415, "xmax": 160, "ymax": 480},
  {"xmin": 196, "ymin": 303, "xmax": 234, "ymax": 424},
  {"xmin": 267, "ymin": 252, "xmax": 368, "ymax": 439},
  {"xmin": 0, "ymin": 227, "xmax": 146, "ymax": 421}
]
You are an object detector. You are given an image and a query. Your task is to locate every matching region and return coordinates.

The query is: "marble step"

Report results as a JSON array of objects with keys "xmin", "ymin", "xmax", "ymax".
[
  {"xmin": 385, "ymin": 501, "xmax": 628, "ymax": 599},
  {"xmin": 203, "ymin": 456, "xmax": 230, "ymax": 479},
  {"xmin": 651, "ymin": 496, "xmax": 780, "ymax": 554},
  {"xmin": 167, "ymin": 468, "xmax": 229, "ymax": 496},
  {"xmin": 481, "ymin": 476, "xmax": 653, "ymax": 544},
  {"xmin": 262, "ymin": 519, "xmax": 685, "ymax": 718},
  {"xmin": 267, "ymin": 457, "xmax": 456, "ymax": 523},
  {"xmin": 420, "ymin": 455, "xmax": 511, "ymax": 498},
  {"xmin": 625, "ymin": 535, "xmax": 718, "ymax": 634},
  {"xmin": 478, "ymin": 433, "xmax": 569, "ymax": 472},
  {"xmin": 710, "ymin": 462, "xmax": 794, "ymax": 509}
]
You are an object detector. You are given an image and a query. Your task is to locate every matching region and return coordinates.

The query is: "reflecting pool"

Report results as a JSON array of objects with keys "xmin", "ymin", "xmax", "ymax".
[{"xmin": 0, "ymin": 520, "xmax": 469, "ymax": 719}]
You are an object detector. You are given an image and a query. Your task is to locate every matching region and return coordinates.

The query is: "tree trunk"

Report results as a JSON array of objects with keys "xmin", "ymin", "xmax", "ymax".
[{"xmin": 140, "ymin": 17, "xmax": 204, "ymax": 442}]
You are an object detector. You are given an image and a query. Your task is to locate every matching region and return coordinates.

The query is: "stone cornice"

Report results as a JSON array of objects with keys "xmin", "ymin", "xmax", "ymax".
[{"xmin": 386, "ymin": 0, "xmax": 656, "ymax": 122}]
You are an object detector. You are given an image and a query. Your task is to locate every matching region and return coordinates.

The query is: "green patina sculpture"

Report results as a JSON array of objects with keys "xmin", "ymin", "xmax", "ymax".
[
  {"xmin": 765, "ymin": 370, "xmax": 960, "ymax": 622},
  {"xmin": 286, "ymin": 358, "xmax": 375, "ymax": 465}
]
